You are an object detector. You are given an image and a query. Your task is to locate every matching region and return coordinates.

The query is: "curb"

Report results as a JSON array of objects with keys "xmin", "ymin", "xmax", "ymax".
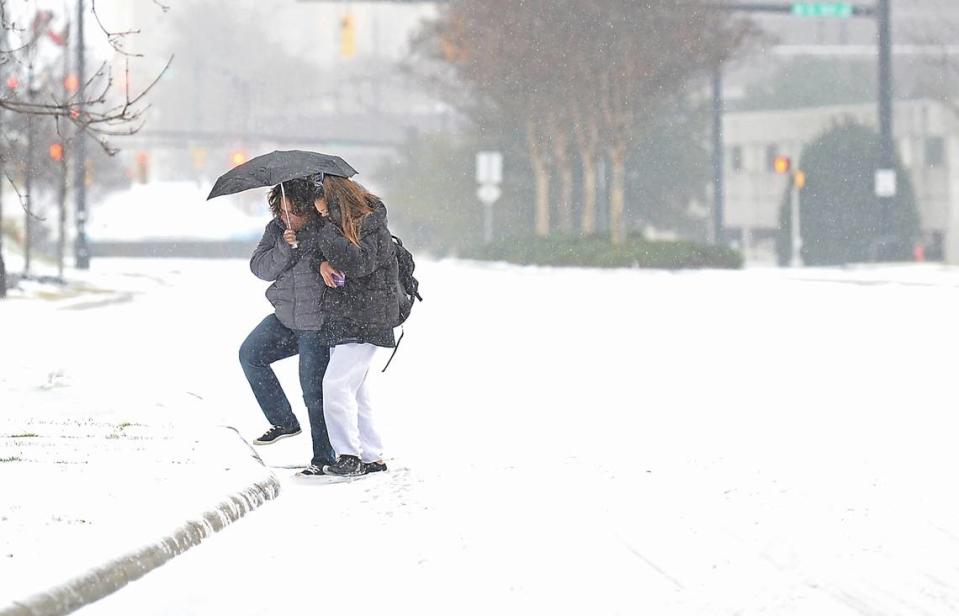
[{"xmin": 0, "ymin": 430, "xmax": 281, "ymax": 616}]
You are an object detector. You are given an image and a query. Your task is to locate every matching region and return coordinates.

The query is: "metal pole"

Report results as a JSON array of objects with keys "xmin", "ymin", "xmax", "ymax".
[
  {"xmin": 483, "ymin": 202, "xmax": 493, "ymax": 244},
  {"xmin": 876, "ymin": 0, "xmax": 895, "ymax": 256},
  {"xmin": 58, "ymin": 30, "xmax": 70, "ymax": 280},
  {"xmin": 24, "ymin": 60, "xmax": 35, "ymax": 278},
  {"xmin": 790, "ymin": 182, "xmax": 803, "ymax": 267},
  {"xmin": 711, "ymin": 66, "xmax": 725, "ymax": 244},
  {"xmin": 0, "ymin": 17, "xmax": 8, "ymax": 298},
  {"xmin": 74, "ymin": 0, "xmax": 89, "ymax": 269}
]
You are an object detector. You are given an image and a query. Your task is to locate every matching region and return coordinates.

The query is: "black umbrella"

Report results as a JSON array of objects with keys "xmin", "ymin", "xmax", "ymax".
[{"xmin": 206, "ymin": 150, "xmax": 358, "ymax": 200}]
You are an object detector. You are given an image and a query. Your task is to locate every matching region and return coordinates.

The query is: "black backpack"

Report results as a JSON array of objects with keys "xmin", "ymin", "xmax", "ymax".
[
  {"xmin": 383, "ymin": 235, "xmax": 422, "ymax": 372},
  {"xmin": 392, "ymin": 235, "xmax": 422, "ymax": 327}
]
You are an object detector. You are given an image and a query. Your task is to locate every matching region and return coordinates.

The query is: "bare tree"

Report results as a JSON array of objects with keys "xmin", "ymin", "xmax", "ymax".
[
  {"xmin": 593, "ymin": 1, "xmax": 752, "ymax": 244},
  {"xmin": 0, "ymin": 1, "xmax": 169, "ymax": 142},
  {"xmin": 422, "ymin": 0, "xmax": 753, "ymax": 245},
  {"xmin": 423, "ymin": 0, "xmax": 561, "ymax": 237},
  {"xmin": 0, "ymin": 0, "xmax": 169, "ymax": 293}
]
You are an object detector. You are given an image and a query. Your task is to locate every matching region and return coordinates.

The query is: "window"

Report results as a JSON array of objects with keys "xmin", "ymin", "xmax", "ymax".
[
  {"xmin": 765, "ymin": 145, "xmax": 779, "ymax": 172},
  {"xmin": 730, "ymin": 146, "xmax": 743, "ymax": 172},
  {"xmin": 926, "ymin": 137, "xmax": 945, "ymax": 169}
]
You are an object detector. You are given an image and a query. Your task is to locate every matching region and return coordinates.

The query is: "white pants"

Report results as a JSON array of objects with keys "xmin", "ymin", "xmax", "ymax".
[{"xmin": 323, "ymin": 343, "xmax": 384, "ymax": 463}]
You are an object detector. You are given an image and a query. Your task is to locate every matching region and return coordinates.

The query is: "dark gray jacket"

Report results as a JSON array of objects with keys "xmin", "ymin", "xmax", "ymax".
[
  {"xmin": 250, "ymin": 219, "xmax": 326, "ymax": 331},
  {"xmin": 316, "ymin": 202, "xmax": 399, "ymax": 328}
]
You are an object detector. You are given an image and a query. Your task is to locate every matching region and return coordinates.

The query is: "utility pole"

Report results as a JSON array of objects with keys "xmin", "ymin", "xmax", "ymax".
[
  {"xmin": 0, "ymin": 18, "xmax": 8, "ymax": 298},
  {"xmin": 24, "ymin": 58, "xmax": 36, "ymax": 278},
  {"xmin": 74, "ymin": 0, "xmax": 89, "ymax": 269},
  {"xmin": 56, "ymin": 32, "xmax": 71, "ymax": 280},
  {"xmin": 876, "ymin": 0, "xmax": 896, "ymax": 256}
]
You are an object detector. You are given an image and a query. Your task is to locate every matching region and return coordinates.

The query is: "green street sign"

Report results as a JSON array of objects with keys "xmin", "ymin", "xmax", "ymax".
[{"xmin": 792, "ymin": 2, "xmax": 853, "ymax": 17}]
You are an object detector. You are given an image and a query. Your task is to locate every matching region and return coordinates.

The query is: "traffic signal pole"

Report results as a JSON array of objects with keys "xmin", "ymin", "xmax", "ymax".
[
  {"xmin": 74, "ymin": 0, "xmax": 89, "ymax": 269},
  {"xmin": 876, "ymin": 0, "xmax": 895, "ymax": 252},
  {"xmin": 708, "ymin": 2, "xmax": 889, "ymax": 253},
  {"xmin": 0, "ymin": 17, "xmax": 7, "ymax": 298}
]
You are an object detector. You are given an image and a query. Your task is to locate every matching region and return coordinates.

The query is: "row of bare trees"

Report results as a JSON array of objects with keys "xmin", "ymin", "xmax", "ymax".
[
  {"xmin": 0, "ymin": 0, "xmax": 168, "ymax": 296},
  {"xmin": 421, "ymin": 0, "xmax": 752, "ymax": 244}
]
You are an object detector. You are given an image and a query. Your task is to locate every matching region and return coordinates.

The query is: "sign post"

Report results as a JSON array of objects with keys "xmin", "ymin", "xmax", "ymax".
[{"xmin": 476, "ymin": 151, "xmax": 503, "ymax": 244}]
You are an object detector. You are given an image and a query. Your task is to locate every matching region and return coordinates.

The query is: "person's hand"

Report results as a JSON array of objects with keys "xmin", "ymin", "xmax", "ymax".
[
  {"xmin": 319, "ymin": 261, "xmax": 342, "ymax": 288},
  {"xmin": 283, "ymin": 229, "xmax": 298, "ymax": 247}
]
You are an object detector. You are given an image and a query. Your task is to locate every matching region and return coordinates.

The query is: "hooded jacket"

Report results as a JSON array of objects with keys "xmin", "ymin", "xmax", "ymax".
[
  {"xmin": 250, "ymin": 218, "xmax": 326, "ymax": 330},
  {"xmin": 315, "ymin": 201, "xmax": 398, "ymax": 347}
]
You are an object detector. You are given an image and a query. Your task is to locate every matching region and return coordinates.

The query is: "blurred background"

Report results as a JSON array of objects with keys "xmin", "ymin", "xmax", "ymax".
[{"xmin": 3, "ymin": 0, "xmax": 959, "ymax": 284}]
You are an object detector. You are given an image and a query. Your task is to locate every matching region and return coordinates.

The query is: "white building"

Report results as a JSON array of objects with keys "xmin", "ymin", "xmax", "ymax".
[{"xmin": 723, "ymin": 99, "xmax": 959, "ymax": 262}]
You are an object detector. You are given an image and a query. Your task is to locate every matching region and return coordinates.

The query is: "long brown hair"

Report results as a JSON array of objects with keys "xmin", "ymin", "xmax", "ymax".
[{"xmin": 323, "ymin": 176, "xmax": 378, "ymax": 246}]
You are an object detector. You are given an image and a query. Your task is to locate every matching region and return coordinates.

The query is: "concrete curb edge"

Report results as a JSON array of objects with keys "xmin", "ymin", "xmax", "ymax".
[{"xmin": 0, "ymin": 429, "xmax": 281, "ymax": 616}]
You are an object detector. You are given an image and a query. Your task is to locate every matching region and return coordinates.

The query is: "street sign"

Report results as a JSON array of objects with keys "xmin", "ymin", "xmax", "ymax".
[
  {"xmin": 792, "ymin": 3, "xmax": 853, "ymax": 17},
  {"xmin": 476, "ymin": 151, "xmax": 503, "ymax": 185},
  {"xmin": 875, "ymin": 169, "xmax": 897, "ymax": 198},
  {"xmin": 477, "ymin": 184, "xmax": 502, "ymax": 205}
]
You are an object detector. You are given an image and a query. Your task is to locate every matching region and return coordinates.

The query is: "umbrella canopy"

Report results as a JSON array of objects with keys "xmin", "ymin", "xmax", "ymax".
[{"xmin": 206, "ymin": 150, "xmax": 358, "ymax": 200}]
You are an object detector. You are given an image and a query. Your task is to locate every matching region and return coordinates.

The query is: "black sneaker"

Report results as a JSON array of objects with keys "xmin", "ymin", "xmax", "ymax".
[
  {"xmin": 253, "ymin": 425, "xmax": 301, "ymax": 445},
  {"xmin": 323, "ymin": 455, "xmax": 365, "ymax": 477},
  {"xmin": 297, "ymin": 464, "xmax": 326, "ymax": 477},
  {"xmin": 363, "ymin": 461, "xmax": 388, "ymax": 474}
]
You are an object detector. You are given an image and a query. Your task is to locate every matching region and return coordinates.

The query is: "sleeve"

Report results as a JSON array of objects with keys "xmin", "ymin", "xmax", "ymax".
[
  {"xmin": 249, "ymin": 221, "xmax": 294, "ymax": 281},
  {"xmin": 316, "ymin": 222, "xmax": 382, "ymax": 278}
]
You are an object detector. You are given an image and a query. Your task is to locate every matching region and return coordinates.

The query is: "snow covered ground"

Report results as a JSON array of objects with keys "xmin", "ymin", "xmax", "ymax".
[
  {"xmin": 87, "ymin": 182, "xmax": 266, "ymax": 242},
  {"xmin": 4, "ymin": 256, "xmax": 959, "ymax": 614}
]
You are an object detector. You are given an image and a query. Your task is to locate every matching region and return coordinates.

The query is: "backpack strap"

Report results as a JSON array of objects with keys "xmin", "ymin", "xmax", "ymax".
[{"xmin": 381, "ymin": 327, "xmax": 405, "ymax": 373}]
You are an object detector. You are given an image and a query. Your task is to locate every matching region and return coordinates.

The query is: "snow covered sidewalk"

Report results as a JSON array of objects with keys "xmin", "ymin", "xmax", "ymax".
[
  {"xmin": 0, "ymin": 422, "xmax": 279, "ymax": 616},
  {"xmin": 0, "ymin": 259, "xmax": 285, "ymax": 615}
]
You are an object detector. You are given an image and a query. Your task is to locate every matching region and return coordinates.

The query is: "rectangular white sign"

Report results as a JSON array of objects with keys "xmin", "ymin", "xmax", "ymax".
[{"xmin": 476, "ymin": 151, "xmax": 503, "ymax": 185}]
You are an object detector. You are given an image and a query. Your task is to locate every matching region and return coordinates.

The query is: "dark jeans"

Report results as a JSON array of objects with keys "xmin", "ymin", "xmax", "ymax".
[{"xmin": 239, "ymin": 314, "xmax": 335, "ymax": 466}]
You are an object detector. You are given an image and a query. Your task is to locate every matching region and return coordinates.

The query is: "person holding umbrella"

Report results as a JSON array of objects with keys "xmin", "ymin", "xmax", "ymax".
[
  {"xmin": 238, "ymin": 178, "xmax": 336, "ymax": 472},
  {"xmin": 208, "ymin": 150, "xmax": 363, "ymax": 475}
]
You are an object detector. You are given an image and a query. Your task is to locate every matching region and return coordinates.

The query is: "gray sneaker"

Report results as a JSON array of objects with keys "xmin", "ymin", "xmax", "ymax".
[
  {"xmin": 253, "ymin": 425, "xmax": 301, "ymax": 445},
  {"xmin": 363, "ymin": 461, "xmax": 388, "ymax": 474},
  {"xmin": 297, "ymin": 464, "xmax": 326, "ymax": 477},
  {"xmin": 323, "ymin": 455, "xmax": 365, "ymax": 477}
]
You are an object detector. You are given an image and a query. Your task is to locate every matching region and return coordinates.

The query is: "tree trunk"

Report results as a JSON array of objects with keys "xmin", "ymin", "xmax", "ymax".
[
  {"xmin": 527, "ymin": 120, "xmax": 550, "ymax": 237},
  {"xmin": 573, "ymin": 111, "xmax": 600, "ymax": 236},
  {"xmin": 609, "ymin": 145, "xmax": 626, "ymax": 246},
  {"xmin": 580, "ymin": 151, "xmax": 597, "ymax": 236},
  {"xmin": 551, "ymin": 124, "xmax": 574, "ymax": 235}
]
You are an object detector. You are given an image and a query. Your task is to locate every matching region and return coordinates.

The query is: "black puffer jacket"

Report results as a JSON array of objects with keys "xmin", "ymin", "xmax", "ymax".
[
  {"xmin": 316, "ymin": 202, "xmax": 398, "ymax": 347},
  {"xmin": 250, "ymin": 218, "xmax": 326, "ymax": 331}
]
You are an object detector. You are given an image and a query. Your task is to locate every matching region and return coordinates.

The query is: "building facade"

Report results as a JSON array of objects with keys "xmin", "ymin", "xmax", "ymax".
[{"xmin": 723, "ymin": 99, "xmax": 959, "ymax": 262}]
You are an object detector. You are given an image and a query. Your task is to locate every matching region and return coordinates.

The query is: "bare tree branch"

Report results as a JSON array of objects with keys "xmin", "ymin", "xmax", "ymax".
[
  {"xmin": 89, "ymin": 0, "xmax": 143, "ymax": 58},
  {"xmin": 0, "ymin": 153, "xmax": 46, "ymax": 222}
]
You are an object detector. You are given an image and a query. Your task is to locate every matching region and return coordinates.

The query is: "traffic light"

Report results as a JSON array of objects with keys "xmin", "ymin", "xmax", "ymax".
[
  {"xmin": 136, "ymin": 151, "xmax": 149, "ymax": 184},
  {"xmin": 340, "ymin": 12, "xmax": 356, "ymax": 59},
  {"xmin": 773, "ymin": 155, "xmax": 792, "ymax": 175},
  {"xmin": 191, "ymin": 147, "xmax": 208, "ymax": 171},
  {"xmin": 794, "ymin": 170, "xmax": 807, "ymax": 189},
  {"xmin": 5, "ymin": 75, "xmax": 19, "ymax": 90},
  {"xmin": 63, "ymin": 73, "xmax": 79, "ymax": 94},
  {"xmin": 49, "ymin": 143, "xmax": 64, "ymax": 162},
  {"xmin": 230, "ymin": 150, "xmax": 248, "ymax": 167}
]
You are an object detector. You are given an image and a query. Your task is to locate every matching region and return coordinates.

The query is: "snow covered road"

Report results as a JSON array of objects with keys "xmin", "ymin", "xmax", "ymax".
[{"xmin": 5, "ymin": 258, "xmax": 959, "ymax": 614}]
